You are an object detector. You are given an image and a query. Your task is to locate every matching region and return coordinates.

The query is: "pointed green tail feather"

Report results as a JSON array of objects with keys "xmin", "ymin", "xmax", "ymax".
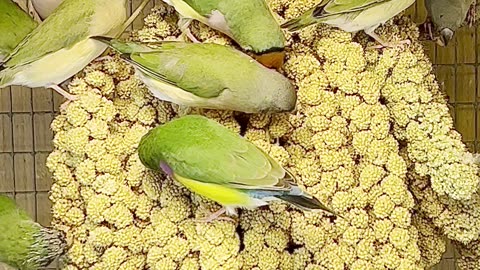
[
  {"xmin": 276, "ymin": 194, "xmax": 338, "ymax": 216},
  {"xmin": 281, "ymin": 7, "xmax": 318, "ymax": 31},
  {"xmin": 91, "ymin": 36, "xmax": 155, "ymax": 54}
]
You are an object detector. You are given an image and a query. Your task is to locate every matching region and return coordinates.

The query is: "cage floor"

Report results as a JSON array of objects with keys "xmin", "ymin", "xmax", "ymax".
[{"xmin": 0, "ymin": 1, "xmax": 477, "ymax": 269}]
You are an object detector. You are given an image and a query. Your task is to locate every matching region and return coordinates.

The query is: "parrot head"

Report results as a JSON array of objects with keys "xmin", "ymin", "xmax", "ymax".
[
  {"xmin": 438, "ymin": 28, "xmax": 454, "ymax": 46},
  {"xmin": 263, "ymin": 85, "xmax": 297, "ymax": 113}
]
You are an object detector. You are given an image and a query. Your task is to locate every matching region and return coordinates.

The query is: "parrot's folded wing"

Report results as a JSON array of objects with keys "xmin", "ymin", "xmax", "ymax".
[
  {"xmin": 155, "ymin": 117, "xmax": 286, "ymax": 189},
  {"xmin": 120, "ymin": 53, "xmax": 178, "ymax": 86},
  {"xmin": 281, "ymin": 0, "xmax": 383, "ymax": 30},
  {"xmin": 171, "ymin": 142, "xmax": 285, "ymax": 188},
  {"xmin": 323, "ymin": 0, "xmax": 387, "ymax": 14},
  {"xmin": 124, "ymin": 50, "xmax": 229, "ymax": 99},
  {"xmin": 4, "ymin": 0, "xmax": 94, "ymax": 68}
]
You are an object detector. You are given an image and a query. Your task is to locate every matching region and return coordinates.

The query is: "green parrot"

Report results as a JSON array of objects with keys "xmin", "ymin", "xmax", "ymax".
[
  {"xmin": 0, "ymin": 195, "xmax": 66, "ymax": 270},
  {"xmin": 0, "ymin": 0, "xmax": 151, "ymax": 103},
  {"xmin": 162, "ymin": 0, "xmax": 286, "ymax": 69},
  {"xmin": 0, "ymin": 0, "xmax": 38, "ymax": 62},
  {"xmin": 425, "ymin": 0, "xmax": 475, "ymax": 46},
  {"xmin": 138, "ymin": 115, "xmax": 337, "ymax": 221},
  {"xmin": 281, "ymin": 0, "xmax": 416, "ymax": 48},
  {"xmin": 92, "ymin": 37, "xmax": 297, "ymax": 114}
]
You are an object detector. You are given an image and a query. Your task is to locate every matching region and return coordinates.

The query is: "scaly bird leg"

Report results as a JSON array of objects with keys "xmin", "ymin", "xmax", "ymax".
[
  {"xmin": 427, "ymin": 22, "xmax": 434, "ymax": 41},
  {"xmin": 196, "ymin": 207, "xmax": 235, "ymax": 223},
  {"xmin": 94, "ymin": 55, "xmax": 114, "ymax": 63},
  {"xmin": 467, "ymin": 1, "xmax": 477, "ymax": 27},
  {"xmin": 366, "ymin": 32, "xmax": 411, "ymax": 50},
  {"xmin": 48, "ymin": 84, "xmax": 77, "ymax": 111},
  {"xmin": 177, "ymin": 18, "xmax": 201, "ymax": 43}
]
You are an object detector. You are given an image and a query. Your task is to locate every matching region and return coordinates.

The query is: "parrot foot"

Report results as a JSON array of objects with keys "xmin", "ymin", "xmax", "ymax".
[
  {"xmin": 367, "ymin": 40, "xmax": 411, "ymax": 50},
  {"xmin": 175, "ymin": 30, "xmax": 200, "ymax": 43},
  {"xmin": 423, "ymin": 21, "xmax": 434, "ymax": 41},
  {"xmin": 184, "ymin": 30, "xmax": 201, "ymax": 44},
  {"xmin": 178, "ymin": 18, "xmax": 201, "ymax": 43},
  {"xmin": 49, "ymin": 85, "xmax": 78, "ymax": 111},
  {"xmin": 367, "ymin": 32, "xmax": 411, "ymax": 49},
  {"xmin": 94, "ymin": 56, "xmax": 114, "ymax": 63},
  {"xmin": 467, "ymin": 1, "xmax": 476, "ymax": 27},
  {"xmin": 59, "ymin": 101, "xmax": 71, "ymax": 112},
  {"xmin": 195, "ymin": 207, "xmax": 235, "ymax": 223}
]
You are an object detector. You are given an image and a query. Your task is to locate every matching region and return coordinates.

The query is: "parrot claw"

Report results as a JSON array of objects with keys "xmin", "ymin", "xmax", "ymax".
[
  {"xmin": 366, "ymin": 32, "xmax": 411, "ymax": 50},
  {"xmin": 185, "ymin": 30, "xmax": 201, "ymax": 44},
  {"xmin": 94, "ymin": 56, "xmax": 114, "ymax": 63},
  {"xmin": 367, "ymin": 40, "xmax": 411, "ymax": 50},
  {"xmin": 49, "ymin": 85, "xmax": 78, "ymax": 111},
  {"xmin": 424, "ymin": 21, "xmax": 434, "ymax": 41},
  {"xmin": 177, "ymin": 17, "xmax": 201, "ymax": 43},
  {"xmin": 467, "ymin": 1, "xmax": 476, "ymax": 27},
  {"xmin": 195, "ymin": 207, "xmax": 235, "ymax": 223}
]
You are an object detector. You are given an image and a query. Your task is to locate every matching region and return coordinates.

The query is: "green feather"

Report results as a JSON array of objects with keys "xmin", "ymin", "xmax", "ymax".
[
  {"xmin": 3, "ymin": 0, "xmax": 95, "ymax": 68},
  {"xmin": 138, "ymin": 115, "xmax": 338, "ymax": 215},
  {"xmin": 169, "ymin": 0, "xmax": 285, "ymax": 54},
  {"xmin": 92, "ymin": 37, "xmax": 296, "ymax": 113},
  {"xmin": 0, "ymin": 195, "xmax": 66, "ymax": 270},
  {"xmin": 0, "ymin": 0, "xmax": 128, "ymax": 89},
  {"xmin": 139, "ymin": 115, "xmax": 284, "ymax": 187},
  {"xmin": 281, "ymin": 0, "xmax": 415, "ymax": 34},
  {"xmin": 0, "ymin": 0, "xmax": 37, "ymax": 61}
]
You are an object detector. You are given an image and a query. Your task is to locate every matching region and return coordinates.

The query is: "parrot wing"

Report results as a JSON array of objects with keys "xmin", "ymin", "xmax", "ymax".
[
  {"xmin": 3, "ymin": 0, "xmax": 95, "ymax": 68},
  {"xmin": 322, "ymin": 0, "xmax": 387, "ymax": 15},
  {"xmin": 120, "ymin": 43, "xmax": 233, "ymax": 99},
  {"xmin": 144, "ymin": 115, "xmax": 289, "ymax": 191},
  {"xmin": 0, "ymin": 0, "xmax": 38, "ymax": 60},
  {"xmin": 281, "ymin": 0, "xmax": 384, "ymax": 30}
]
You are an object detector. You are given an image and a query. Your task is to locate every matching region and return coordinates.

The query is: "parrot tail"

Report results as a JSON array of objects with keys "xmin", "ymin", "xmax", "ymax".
[
  {"xmin": 277, "ymin": 195, "xmax": 332, "ymax": 213},
  {"xmin": 274, "ymin": 179, "xmax": 340, "ymax": 217},
  {"xmin": 91, "ymin": 36, "xmax": 155, "ymax": 54},
  {"xmin": 281, "ymin": 7, "xmax": 319, "ymax": 31}
]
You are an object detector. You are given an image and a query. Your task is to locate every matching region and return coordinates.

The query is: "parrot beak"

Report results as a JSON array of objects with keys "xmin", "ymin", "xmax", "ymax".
[
  {"xmin": 253, "ymin": 51, "xmax": 286, "ymax": 70},
  {"xmin": 439, "ymin": 28, "xmax": 454, "ymax": 47}
]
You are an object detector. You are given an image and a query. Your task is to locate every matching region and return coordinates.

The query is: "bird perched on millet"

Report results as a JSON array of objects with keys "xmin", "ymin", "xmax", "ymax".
[
  {"xmin": 162, "ymin": 0, "xmax": 286, "ymax": 69},
  {"xmin": 0, "ymin": 195, "xmax": 66, "ymax": 270},
  {"xmin": 0, "ymin": 0, "xmax": 151, "ymax": 105},
  {"xmin": 425, "ymin": 0, "xmax": 475, "ymax": 46},
  {"xmin": 137, "ymin": 115, "xmax": 337, "ymax": 222},
  {"xmin": 93, "ymin": 37, "xmax": 297, "ymax": 114},
  {"xmin": 0, "ymin": 0, "xmax": 37, "ymax": 62},
  {"xmin": 281, "ymin": 0, "xmax": 415, "ymax": 48}
]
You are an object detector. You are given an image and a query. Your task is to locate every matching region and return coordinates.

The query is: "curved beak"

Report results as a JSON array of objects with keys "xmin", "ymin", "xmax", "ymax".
[
  {"xmin": 253, "ymin": 51, "xmax": 286, "ymax": 70},
  {"xmin": 439, "ymin": 28, "xmax": 454, "ymax": 47}
]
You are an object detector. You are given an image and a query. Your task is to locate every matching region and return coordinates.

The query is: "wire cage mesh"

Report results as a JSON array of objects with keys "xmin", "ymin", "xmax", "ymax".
[{"xmin": 0, "ymin": 0, "xmax": 477, "ymax": 269}]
